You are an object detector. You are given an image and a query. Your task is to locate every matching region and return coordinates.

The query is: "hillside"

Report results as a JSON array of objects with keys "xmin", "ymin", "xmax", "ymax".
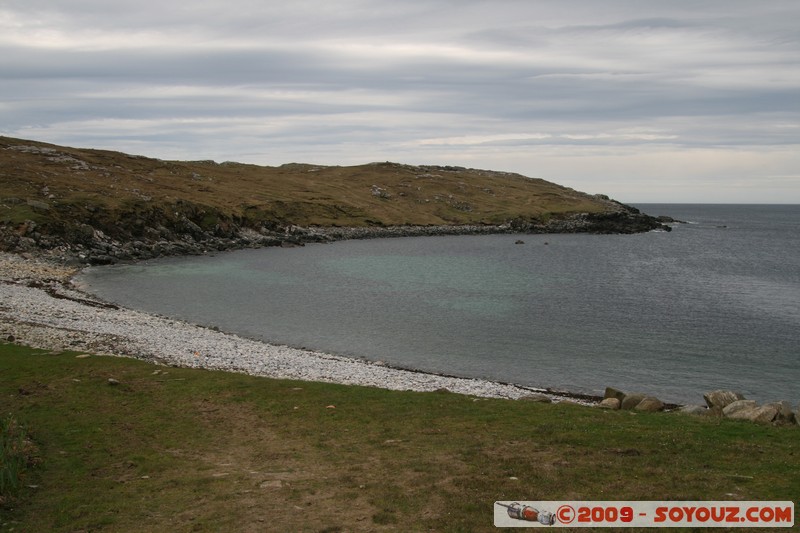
[{"xmin": 0, "ymin": 136, "xmax": 666, "ymax": 264}]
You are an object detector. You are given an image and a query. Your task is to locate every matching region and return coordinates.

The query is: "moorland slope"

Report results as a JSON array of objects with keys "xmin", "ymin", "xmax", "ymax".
[{"xmin": 0, "ymin": 136, "xmax": 666, "ymax": 263}]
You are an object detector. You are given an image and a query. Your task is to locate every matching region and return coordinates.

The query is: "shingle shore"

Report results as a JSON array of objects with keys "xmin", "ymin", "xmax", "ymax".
[{"xmin": 1, "ymin": 252, "xmax": 581, "ymax": 402}]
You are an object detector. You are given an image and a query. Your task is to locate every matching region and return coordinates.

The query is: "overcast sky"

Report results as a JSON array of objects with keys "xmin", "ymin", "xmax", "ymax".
[{"xmin": 2, "ymin": 1, "xmax": 799, "ymax": 203}]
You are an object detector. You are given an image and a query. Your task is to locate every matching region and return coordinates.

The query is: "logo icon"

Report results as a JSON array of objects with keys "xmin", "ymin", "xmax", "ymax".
[{"xmin": 496, "ymin": 502, "xmax": 556, "ymax": 525}]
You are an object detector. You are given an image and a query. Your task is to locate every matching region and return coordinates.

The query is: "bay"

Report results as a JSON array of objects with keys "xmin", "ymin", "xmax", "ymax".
[{"xmin": 78, "ymin": 205, "xmax": 800, "ymax": 405}]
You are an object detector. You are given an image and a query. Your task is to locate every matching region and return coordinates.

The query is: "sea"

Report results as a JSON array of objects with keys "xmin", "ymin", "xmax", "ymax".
[{"xmin": 77, "ymin": 204, "xmax": 800, "ymax": 405}]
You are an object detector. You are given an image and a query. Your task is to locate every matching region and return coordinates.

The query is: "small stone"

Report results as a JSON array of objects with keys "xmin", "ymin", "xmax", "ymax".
[
  {"xmin": 108, "ymin": 378, "xmax": 120, "ymax": 386},
  {"xmin": 325, "ymin": 405, "xmax": 336, "ymax": 409},
  {"xmin": 75, "ymin": 354, "xmax": 91, "ymax": 359}
]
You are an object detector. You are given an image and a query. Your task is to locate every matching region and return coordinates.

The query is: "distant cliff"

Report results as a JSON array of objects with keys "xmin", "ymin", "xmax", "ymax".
[{"xmin": 0, "ymin": 136, "xmax": 668, "ymax": 264}]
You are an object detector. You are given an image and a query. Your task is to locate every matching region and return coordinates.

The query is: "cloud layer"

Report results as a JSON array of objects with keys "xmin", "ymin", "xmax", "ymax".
[{"xmin": 2, "ymin": 0, "xmax": 799, "ymax": 202}]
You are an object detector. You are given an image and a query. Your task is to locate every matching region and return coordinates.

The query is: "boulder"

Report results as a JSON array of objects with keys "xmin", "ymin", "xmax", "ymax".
[
  {"xmin": 770, "ymin": 401, "xmax": 796, "ymax": 425},
  {"xmin": 620, "ymin": 393, "xmax": 647, "ymax": 410},
  {"xmin": 722, "ymin": 400, "xmax": 758, "ymax": 418},
  {"xmin": 604, "ymin": 387, "xmax": 626, "ymax": 403},
  {"xmin": 751, "ymin": 405, "xmax": 780, "ymax": 425},
  {"xmin": 597, "ymin": 398, "xmax": 620, "ymax": 410},
  {"xmin": 726, "ymin": 404, "xmax": 779, "ymax": 425},
  {"xmin": 634, "ymin": 397, "xmax": 665, "ymax": 412},
  {"xmin": 703, "ymin": 390, "xmax": 745, "ymax": 409},
  {"xmin": 724, "ymin": 406, "xmax": 759, "ymax": 421}
]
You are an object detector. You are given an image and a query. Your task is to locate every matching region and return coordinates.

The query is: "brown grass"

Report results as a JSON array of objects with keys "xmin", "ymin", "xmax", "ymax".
[{"xmin": 1, "ymin": 136, "xmax": 614, "ymax": 231}]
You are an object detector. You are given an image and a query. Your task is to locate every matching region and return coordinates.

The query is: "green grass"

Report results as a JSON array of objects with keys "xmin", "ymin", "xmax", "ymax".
[
  {"xmin": 0, "ymin": 343, "xmax": 797, "ymax": 532},
  {"xmin": 0, "ymin": 415, "xmax": 38, "ymax": 506}
]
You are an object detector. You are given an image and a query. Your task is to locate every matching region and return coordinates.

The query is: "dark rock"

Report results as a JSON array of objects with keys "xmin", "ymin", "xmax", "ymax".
[
  {"xmin": 604, "ymin": 387, "xmax": 626, "ymax": 403},
  {"xmin": 771, "ymin": 401, "xmax": 796, "ymax": 425},
  {"xmin": 620, "ymin": 393, "xmax": 647, "ymax": 410},
  {"xmin": 88, "ymin": 254, "xmax": 117, "ymax": 265},
  {"xmin": 634, "ymin": 397, "xmax": 665, "ymax": 412}
]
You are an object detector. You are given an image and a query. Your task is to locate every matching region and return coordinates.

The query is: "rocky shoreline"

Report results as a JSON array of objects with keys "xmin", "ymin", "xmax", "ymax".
[{"xmin": 2, "ymin": 207, "xmax": 668, "ymax": 266}]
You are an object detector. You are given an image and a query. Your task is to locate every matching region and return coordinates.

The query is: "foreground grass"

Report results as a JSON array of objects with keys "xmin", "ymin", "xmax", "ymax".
[{"xmin": 0, "ymin": 343, "xmax": 797, "ymax": 532}]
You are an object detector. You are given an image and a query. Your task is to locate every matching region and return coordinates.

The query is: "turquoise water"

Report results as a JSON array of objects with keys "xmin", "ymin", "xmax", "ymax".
[{"xmin": 79, "ymin": 205, "xmax": 800, "ymax": 404}]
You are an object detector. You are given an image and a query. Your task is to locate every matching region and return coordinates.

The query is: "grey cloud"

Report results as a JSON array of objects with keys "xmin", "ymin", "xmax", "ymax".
[{"xmin": 2, "ymin": 0, "xmax": 799, "ymax": 202}]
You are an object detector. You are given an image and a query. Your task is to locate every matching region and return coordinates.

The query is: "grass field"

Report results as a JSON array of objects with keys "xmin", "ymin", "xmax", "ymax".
[{"xmin": 1, "ymin": 343, "xmax": 797, "ymax": 532}]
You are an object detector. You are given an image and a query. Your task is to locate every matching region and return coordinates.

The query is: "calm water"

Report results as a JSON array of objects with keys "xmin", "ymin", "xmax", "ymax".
[{"xmin": 79, "ymin": 205, "xmax": 800, "ymax": 405}]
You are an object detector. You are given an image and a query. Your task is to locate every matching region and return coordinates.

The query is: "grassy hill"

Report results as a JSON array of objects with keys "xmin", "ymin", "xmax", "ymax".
[{"xmin": 0, "ymin": 136, "xmax": 662, "ymax": 263}]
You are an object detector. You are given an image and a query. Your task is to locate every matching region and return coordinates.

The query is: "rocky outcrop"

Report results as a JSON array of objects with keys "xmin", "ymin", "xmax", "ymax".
[
  {"xmin": 1, "ymin": 205, "xmax": 670, "ymax": 266},
  {"xmin": 680, "ymin": 390, "xmax": 798, "ymax": 426},
  {"xmin": 597, "ymin": 387, "xmax": 797, "ymax": 427}
]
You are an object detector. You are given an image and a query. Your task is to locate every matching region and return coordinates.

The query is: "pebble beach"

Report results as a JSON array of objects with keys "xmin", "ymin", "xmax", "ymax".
[{"xmin": 0, "ymin": 252, "xmax": 576, "ymax": 402}]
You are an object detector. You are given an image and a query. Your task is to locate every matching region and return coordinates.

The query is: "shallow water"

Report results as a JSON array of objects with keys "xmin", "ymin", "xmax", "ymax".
[{"xmin": 79, "ymin": 205, "xmax": 800, "ymax": 405}]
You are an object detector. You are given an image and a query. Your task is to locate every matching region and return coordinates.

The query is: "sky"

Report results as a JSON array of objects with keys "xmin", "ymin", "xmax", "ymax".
[{"xmin": 1, "ymin": 1, "xmax": 799, "ymax": 203}]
